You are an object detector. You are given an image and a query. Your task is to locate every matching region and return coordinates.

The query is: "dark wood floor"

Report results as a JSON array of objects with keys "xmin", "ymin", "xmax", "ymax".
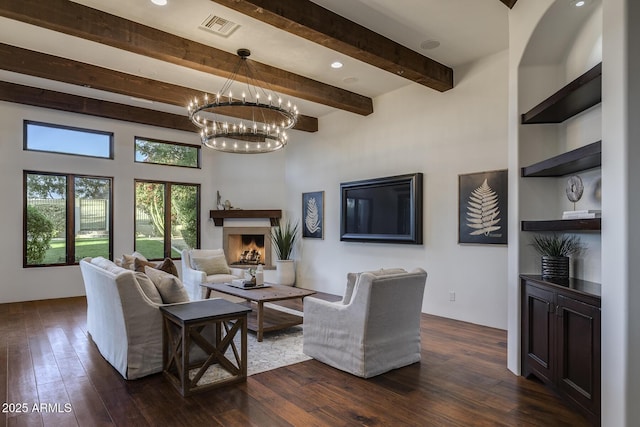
[{"xmin": 1, "ymin": 294, "xmax": 590, "ymax": 426}]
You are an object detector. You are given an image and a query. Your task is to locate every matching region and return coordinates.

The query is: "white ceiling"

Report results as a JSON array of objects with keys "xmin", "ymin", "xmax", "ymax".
[{"xmin": 1, "ymin": 0, "xmax": 509, "ymax": 119}]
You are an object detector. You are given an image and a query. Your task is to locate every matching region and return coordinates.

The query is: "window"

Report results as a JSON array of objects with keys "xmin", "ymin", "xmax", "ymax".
[
  {"xmin": 24, "ymin": 172, "xmax": 113, "ymax": 267},
  {"xmin": 135, "ymin": 180, "xmax": 200, "ymax": 260},
  {"xmin": 134, "ymin": 137, "xmax": 200, "ymax": 168},
  {"xmin": 24, "ymin": 121, "xmax": 113, "ymax": 158}
]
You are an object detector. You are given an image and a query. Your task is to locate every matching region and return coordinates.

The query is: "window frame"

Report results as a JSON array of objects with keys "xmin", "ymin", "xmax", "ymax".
[
  {"xmin": 24, "ymin": 120, "xmax": 114, "ymax": 159},
  {"xmin": 23, "ymin": 171, "xmax": 114, "ymax": 268},
  {"xmin": 134, "ymin": 179, "xmax": 201, "ymax": 260},
  {"xmin": 134, "ymin": 136, "xmax": 201, "ymax": 169}
]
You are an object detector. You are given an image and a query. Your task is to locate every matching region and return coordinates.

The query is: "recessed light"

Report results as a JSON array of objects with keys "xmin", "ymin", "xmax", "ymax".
[
  {"xmin": 331, "ymin": 61, "xmax": 343, "ymax": 69},
  {"xmin": 569, "ymin": 0, "xmax": 591, "ymax": 7},
  {"xmin": 343, "ymin": 77, "xmax": 358, "ymax": 84},
  {"xmin": 420, "ymin": 40, "xmax": 440, "ymax": 50},
  {"xmin": 151, "ymin": 0, "xmax": 167, "ymax": 5}
]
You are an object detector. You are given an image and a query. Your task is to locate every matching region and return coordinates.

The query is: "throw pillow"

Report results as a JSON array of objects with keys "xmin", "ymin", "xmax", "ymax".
[
  {"xmin": 145, "ymin": 266, "xmax": 189, "ymax": 304},
  {"xmin": 368, "ymin": 268, "xmax": 407, "ymax": 276},
  {"xmin": 191, "ymin": 255, "xmax": 230, "ymax": 275},
  {"xmin": 120, "ymin": 252, "xmax": 149, "ymax": 270},
  {"xmin": 133, "ymin": 257, "xmax": 179, "ymax": 277},
  {"xmin": 156, "ymin": 258, "xmax": 179, "ymax": 277},
  {"xmin": 189, "ymin": 249, "xmax": 224, "ymax": 269},
  {"xmin": 134, "ymin": 272, "xmax": 163, "ymax": 304}
]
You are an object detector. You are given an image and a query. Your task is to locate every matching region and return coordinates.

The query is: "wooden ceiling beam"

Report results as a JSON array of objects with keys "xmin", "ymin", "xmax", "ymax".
[
  {"xmin": 499, "ymin": 0, "xmax": 518, "ymax": 8},
  {"xmin": 211, "ymin": 0, "xmax": 453, "ymax": 92},
  {"xmin": 0, "ymin": 43, "xmax": 318, "ymax": 133},
  {"xmin": 0, "ymin": 0, "xmax": 373, "ymax": 116},
  {"xmin": 0, "ymin": 81, "xmax": 196, "ymax": 132}
]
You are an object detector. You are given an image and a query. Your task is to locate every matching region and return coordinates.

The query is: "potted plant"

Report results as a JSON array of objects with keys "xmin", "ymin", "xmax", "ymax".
[
  {"xmin": 530, "ymin": 233, "xmax": 584, "ymax": 281},
  {"xmin": 271, "ymin": 219, "xmax": 299, "ymax": 286}
]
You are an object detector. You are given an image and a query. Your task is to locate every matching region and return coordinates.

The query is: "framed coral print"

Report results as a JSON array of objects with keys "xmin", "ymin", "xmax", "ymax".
[
  {"xmin": 458, "ymin": 169, "xmax": 508, "ymax": 245},
  {"xmin": 302, "ymin": 191, "xmax": 324, "ymax": 239}
]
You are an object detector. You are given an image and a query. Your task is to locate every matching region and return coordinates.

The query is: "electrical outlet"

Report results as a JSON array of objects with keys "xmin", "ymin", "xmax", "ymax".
[{"xmin": 449, "ymin": 291, "xmax": 455, "ymax": 302}]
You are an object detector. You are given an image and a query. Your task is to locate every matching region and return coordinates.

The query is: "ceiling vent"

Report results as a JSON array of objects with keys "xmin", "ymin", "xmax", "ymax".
[{"xmin": 199, "ymin": 15, "xmax": 240, "ymax": 37}]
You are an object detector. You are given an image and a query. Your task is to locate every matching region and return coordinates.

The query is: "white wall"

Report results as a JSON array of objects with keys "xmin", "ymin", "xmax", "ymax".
[
  {"xmin": 285, "ymin": 50, "xmax": 509, "ymax": 329},
  {"xmin": 601, "ymin": 0, "xmax": 640, "ymax": 424},
  {"xmin": 0, "ymin": 50, "xmax": 510, "ymax": 332},
  {"xmin": 0, "ymin": 102, "xmax": 286, "ymax": 303}
]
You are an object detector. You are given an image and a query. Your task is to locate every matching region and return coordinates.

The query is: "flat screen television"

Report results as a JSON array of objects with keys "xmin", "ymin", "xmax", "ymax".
[{"xmin": 340, "ymin": 173, "xmax": 423, "ymax": 244}]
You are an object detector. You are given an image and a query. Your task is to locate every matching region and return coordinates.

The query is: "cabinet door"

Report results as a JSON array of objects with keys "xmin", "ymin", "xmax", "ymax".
[
  {"xmin": 556, "ymin": 294, "xmax": 601, "ymax": 416},
  {"xmin": 522, "ymin": 282, "xmax": 555, "ymax": 384}
]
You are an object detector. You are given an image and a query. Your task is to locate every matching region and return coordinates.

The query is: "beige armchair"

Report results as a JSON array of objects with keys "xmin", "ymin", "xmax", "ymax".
[
  {"xmin": 181, "ymin": 249, "xmax": 242, "ymax": 300},
  {"xmin": 303, "ymin": 268, "xmax": 428, "ymax": 378}
]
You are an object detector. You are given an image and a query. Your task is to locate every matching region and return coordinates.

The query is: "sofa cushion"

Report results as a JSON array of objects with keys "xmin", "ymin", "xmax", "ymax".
[
  {"xmin": 189, "ymin": 249, "xmax": 224, "ymax": 269},
  {"xmin": 144, "ymin": 266, "xmax": 189, "ymax": 303},
  {"xmin": 134, "ymin": 272, "xmax": 163, "ymax": 304},
  {"xmin": 133, "ymin": 257, "xmax": 178, "ymax": 277},
  {"xmin": 191, "ymin": 254, "xmax": 230, "ymax": 275},
  {"xmin": 91, "ymin": 256, "xmax": 128, "ymax": 275}
]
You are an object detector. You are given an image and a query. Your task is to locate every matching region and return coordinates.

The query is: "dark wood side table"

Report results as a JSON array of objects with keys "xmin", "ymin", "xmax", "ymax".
[{"xmin": 160, "ymin": 299, "xmax": 251, "ymax": 396}]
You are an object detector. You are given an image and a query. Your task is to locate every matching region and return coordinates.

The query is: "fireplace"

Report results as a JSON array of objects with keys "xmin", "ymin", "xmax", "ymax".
[{"xmin": 223, "ymin": 227, "xmax": 273, "ymax": 269}]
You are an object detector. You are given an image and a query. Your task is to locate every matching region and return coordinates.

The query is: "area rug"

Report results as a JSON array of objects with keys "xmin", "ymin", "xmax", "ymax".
[{"xmin": 189, "ymin": 307, "xmax": 311, "ymax": 385}]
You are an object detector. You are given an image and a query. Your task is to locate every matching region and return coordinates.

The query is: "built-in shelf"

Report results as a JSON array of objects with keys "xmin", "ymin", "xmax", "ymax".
[
  {"xmin": 521, "ymin": 218, "xmax": 601, "ymax": 232},
  {"xmin": 210, "ymin": 209, "xmax": 282, "ymax": 226},
  {"xmin": 521, "ymin": 62, "xmax": 602, "ymax": 124},
  {"xmin": 521, "ymin": 140, "xmax": 601, "ymax": 177}
]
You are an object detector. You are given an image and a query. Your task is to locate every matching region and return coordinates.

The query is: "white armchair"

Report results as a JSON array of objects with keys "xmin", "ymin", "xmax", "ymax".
[
  {"xmin": 181, "ymin": 249, "xmax": 242, "ymax": 300},
  {"xmin": 303, "ymin": 268, "xmax": 428, "ymax": 378}
]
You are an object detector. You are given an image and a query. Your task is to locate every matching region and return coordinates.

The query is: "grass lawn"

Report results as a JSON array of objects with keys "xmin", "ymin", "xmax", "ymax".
[{"xmin": 41, "ymin": 237, "xmax": 180, "ymax": 264}]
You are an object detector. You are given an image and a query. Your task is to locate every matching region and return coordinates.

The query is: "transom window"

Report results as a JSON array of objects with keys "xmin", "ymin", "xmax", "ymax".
[
  {"xmin": 24, "ymin": 121, "xmax": 113, "ymax": 158},
  {"xmin": 134, "ymin": 137, "xmax": 200, "ymax": 168},
  {"xmin": 24, "ymin": 171, "xmax": 113, "ymax": 267}
]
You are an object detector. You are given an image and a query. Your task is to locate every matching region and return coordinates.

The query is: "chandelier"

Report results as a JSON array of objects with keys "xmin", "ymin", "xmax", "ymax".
[{"xmin": 187, "ymin": 48, "xmax": 299, "ymax": 154}]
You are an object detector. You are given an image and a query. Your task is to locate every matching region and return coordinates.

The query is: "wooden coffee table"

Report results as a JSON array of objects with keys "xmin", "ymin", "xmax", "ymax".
[{"xmin": 201, "ymin": 283, "xmax": 316, "ymax": 341}]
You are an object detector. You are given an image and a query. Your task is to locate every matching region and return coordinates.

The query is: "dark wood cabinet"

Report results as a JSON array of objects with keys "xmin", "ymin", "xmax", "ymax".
[{"xmin": 521, "ymin": 275, "xmax": 601, "ymax": 425}]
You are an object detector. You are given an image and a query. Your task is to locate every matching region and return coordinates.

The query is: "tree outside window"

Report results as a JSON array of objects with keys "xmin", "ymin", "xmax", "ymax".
[
  {"xmin": 24, "ymin": 172, "xmax": 113, "ymax": 266},
  {"xmin": 135, "ymin": 180, "xmax": 200, "ymax": 260}
]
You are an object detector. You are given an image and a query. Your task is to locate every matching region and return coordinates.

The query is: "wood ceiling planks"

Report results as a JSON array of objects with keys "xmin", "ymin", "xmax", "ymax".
[
  {"xmin": 499, "ymin": 0, "xmax": 518, "ymax": 8},
  {"xmin": 0, "ymin": 0, "xmax": 373, "ymax": 116},
  {"xmin": 0, "ymin": 43, "xmax": 318, "ymax": 133},
  {"xmin": 211, "ymin": 0, "xmax": 454, "ymax": 92},
  {"xmin": 0, "ymin": 81, "xmax": 196, "ymax": 132}
]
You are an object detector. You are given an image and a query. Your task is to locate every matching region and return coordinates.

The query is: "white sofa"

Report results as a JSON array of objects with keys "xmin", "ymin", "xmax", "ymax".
[
  {"xmin": 303, "ymin": 268, "xmax": 428, "ymax": 378},
  {"xmin": 181, "ymin": 249, "xmax": 243, "ymax": 300},
  {"xmin": 80, "ymin": 257, "xmax": 191, "ymax": 379}
]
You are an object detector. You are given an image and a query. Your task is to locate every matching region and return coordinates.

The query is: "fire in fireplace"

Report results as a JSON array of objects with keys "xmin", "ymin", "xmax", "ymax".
[{"xmin": 223, "ymin": 227, "xmax": 273, "ymax": 268}]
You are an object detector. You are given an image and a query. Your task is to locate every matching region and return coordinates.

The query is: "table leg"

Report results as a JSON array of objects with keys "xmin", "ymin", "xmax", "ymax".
[
  {"xmin": 257, "ymin": 301, "xmax": 264, "ymax": 342},
  {"xmin": 205, "ymin": 288, "xmax": 212, "ymax": 299},
  {"xmin": 240, "ymin": 316, "xmax": 248, "ymax": 377}
]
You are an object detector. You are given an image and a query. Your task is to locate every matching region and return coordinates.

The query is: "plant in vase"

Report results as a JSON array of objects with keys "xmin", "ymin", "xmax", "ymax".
[
  {"xmin": 271, "ymin": 219, "xmax": 299, "ymax": 286},
  {"xmin": 530, "ymin": 233, "xmax": 584, "ymax": 281}
]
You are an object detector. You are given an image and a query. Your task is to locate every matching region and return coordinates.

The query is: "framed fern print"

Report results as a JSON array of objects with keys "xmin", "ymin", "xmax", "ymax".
[
  {"xmin": 302, "ymin": 191, "xmax": 324, "ymax": 239},
  {"xmin": 458, "ymin": 170, "xmax": 508, "ymax": 245}
]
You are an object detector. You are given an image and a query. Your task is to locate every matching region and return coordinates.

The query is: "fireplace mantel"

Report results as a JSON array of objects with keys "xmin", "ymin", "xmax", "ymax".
[{"xmin": 209, "ymin": 209, "xmax": 282, "ymax": 226}]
